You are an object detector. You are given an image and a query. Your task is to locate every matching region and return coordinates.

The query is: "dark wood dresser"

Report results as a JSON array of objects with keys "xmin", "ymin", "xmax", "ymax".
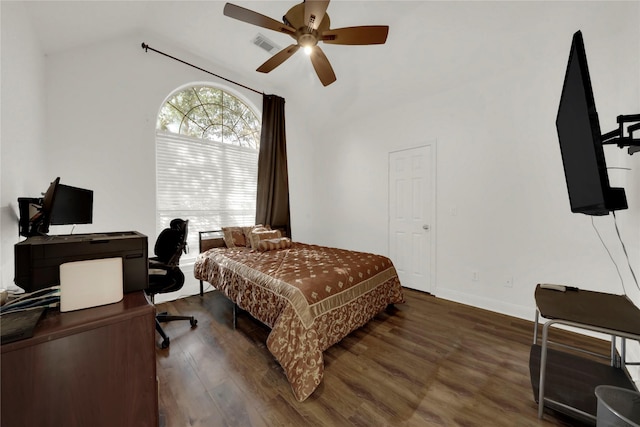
[{"xmin": 1, "ymin": 291, "xmax": 158, "ymax": 427}]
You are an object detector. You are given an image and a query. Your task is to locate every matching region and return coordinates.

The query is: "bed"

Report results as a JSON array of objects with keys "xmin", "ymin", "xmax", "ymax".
[{"xmin": 193, "ymin": 227, "xmax": 404, "ymax": 401}]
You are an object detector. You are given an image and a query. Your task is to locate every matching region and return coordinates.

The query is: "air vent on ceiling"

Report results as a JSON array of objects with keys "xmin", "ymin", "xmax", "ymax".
[{"xmin": 252, "ymin": 33, "xmax": 281, "ymax": 55}]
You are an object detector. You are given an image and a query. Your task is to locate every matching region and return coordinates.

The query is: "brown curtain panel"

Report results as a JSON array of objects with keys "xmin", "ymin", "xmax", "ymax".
[{"xmin": 256, "ymin": 94, "xmax": 291, "ymax": 237}]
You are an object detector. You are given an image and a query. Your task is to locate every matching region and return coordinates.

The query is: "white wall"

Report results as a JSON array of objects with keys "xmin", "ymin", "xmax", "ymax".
[
  {"xmin": 0, "ymin": 2, "xmax": 49, "ymax": 290},
  {"xmin": 307, "ymin": 1, "xmax": 640, "ymax": 319},
  {"xmin": 44, "ymin": 33, "xmax": 266, "ymax": 236}
]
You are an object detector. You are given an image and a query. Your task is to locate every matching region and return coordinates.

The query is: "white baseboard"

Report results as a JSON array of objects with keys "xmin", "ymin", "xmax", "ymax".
[{"xmin": 433, "ymin": 287, "xmax": 535, "ymax": 321}]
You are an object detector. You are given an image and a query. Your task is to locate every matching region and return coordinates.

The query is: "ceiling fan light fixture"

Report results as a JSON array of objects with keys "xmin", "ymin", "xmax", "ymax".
[{"xmin": 223, "ymin": 1, "xmax": 389, "ymax": 86}]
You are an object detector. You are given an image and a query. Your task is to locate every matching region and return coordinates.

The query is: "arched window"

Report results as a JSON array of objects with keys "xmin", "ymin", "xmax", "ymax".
[{"xmin": 156, "ymin": 85, "xmax": 260, "ymax": 261}]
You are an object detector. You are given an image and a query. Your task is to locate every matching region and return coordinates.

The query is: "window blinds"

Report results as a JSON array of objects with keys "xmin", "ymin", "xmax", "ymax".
[{"xmin": 156, "ymin": 131, "xmax": 258, "ymax": 261}]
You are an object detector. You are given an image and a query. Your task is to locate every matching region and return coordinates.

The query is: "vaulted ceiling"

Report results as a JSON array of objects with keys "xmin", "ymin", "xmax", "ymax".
[{"xmin": 19, "ymin": 1, "xmax": 629, "ymax": 127}]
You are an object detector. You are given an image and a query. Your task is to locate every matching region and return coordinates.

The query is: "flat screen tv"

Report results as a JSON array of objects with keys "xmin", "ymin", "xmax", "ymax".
[{"xmin": 556, "ymin": 30, "xmax": 627, "ymax": 216}]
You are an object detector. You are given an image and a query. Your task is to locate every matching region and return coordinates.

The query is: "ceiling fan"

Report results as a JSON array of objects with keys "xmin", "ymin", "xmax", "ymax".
[{"xmin": 223, "ymin": 1, "xmax": 389, "ymax": 86}]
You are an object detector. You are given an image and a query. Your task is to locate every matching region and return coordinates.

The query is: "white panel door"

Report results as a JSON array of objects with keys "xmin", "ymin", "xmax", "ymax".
[{"xmin": 389, "ymin": 145, "xmax": 434, "ymax": 293}]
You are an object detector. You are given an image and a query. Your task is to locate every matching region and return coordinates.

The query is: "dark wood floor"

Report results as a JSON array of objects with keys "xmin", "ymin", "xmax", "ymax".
[{"xmin": 154, "ymin": 288, "xmax": 605, "ymax": 426}]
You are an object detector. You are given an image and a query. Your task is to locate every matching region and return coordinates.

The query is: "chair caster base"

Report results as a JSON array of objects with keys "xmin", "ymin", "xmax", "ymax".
[{"xmin": 160, "ymin": 337, "xmax": 170, "ymax": 349}]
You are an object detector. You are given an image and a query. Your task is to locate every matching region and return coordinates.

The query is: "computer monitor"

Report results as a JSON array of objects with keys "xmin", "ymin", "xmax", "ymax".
[
  {"xmin": 556, "ymin": 31, "xmax": 627, "ymax": 216},
  {"xmin": 50, "ymin": 184, "xmax": 93, "ymax": 226},
  {"xmin": 41, "ymin": 177, "xmax": 60, "ymax": 219},
  {"xmin": 18, "ymin": 177, "xmax": 93, "ymax": 237},
  {"xmin": 26, "ymin": 177, "xmax": 60, "ymax": 236}
]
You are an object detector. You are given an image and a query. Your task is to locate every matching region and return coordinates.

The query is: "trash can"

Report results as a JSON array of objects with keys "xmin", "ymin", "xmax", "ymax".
[{"xmin": 595, "ymin": 385, "xmax": 640, "ymax": 427}]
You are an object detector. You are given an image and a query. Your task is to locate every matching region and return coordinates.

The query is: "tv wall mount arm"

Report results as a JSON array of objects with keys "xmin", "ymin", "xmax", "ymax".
[{"xmin": 601, "ymin": 114, "xmax": 640, "ymax": 155}]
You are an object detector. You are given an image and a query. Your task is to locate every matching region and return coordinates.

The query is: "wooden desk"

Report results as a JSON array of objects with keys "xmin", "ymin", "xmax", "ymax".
[
  {"xmin": 1, "ymin": 291, "xmax": 158, "ymax": 427},
  {"xmin": 530, "ymin": 285, "xmax": 640, "ymax": 424}
]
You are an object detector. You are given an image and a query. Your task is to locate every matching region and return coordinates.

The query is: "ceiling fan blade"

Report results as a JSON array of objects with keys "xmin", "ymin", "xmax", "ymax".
[
  {"xmin": 304, "ymin": 0, "xmax": 330, "ymax": 30},
  {"xmin": 309, "ymin": 46, "xmax": 336, "ymax": 86},
  {"xmin": 257, "ymin": 44, "xmax": 300, "ymax": 73},
  {"xmin": 322, "ymin": 26, "xmax": 389, "ymax": 45},
  {"xmin": 223, "ymin": 3, "xmax": 295, "ymax": 36}
]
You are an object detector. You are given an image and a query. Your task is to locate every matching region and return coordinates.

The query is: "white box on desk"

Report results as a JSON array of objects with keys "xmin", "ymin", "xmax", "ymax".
[{"xmin": 60, "ymin": 257, "xmax": 123, "ymax": 312}]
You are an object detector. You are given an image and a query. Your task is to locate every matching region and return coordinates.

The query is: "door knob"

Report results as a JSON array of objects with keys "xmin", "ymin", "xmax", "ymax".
[{"xmin": 423, "ymin": 225, "xmax": 430, "ymax": 230}]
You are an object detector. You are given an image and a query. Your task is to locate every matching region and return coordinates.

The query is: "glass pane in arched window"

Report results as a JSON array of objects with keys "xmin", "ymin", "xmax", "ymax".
[{"xmin": 157, "ymin": 86, "xmax": 260, "ymax": 149}]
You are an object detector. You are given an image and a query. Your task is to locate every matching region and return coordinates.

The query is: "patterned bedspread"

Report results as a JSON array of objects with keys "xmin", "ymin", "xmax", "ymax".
[{"xmin": 193, "ymin": 242, "xmax": 404, "ymax": 401}]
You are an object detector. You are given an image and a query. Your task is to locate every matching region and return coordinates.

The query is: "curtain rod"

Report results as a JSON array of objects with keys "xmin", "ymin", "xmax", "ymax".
[{"xmin": 141, "ymin": 42, "xmax": 263, "ymax": 96}]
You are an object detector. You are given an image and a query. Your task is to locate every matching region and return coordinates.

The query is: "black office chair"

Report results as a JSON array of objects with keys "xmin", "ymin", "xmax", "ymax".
[{"xmin": 147, "ymin": 218, "xmax": 197, "ymax": 348}]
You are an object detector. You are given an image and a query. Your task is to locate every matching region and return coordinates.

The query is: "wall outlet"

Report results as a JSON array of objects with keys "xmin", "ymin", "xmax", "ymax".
[
  {"xmin": 505, "ymin": 277, "xmax": 514, "ymax": 288},
  {"xmin": 472, "ymin": 271, "xmax": 480, "ymax": 282}
]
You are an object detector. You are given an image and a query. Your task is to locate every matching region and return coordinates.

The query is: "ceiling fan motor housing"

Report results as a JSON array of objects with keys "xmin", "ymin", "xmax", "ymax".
[{"xmin": 297, "ymin": 31, "xmax": 318, "ymax": 48}]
